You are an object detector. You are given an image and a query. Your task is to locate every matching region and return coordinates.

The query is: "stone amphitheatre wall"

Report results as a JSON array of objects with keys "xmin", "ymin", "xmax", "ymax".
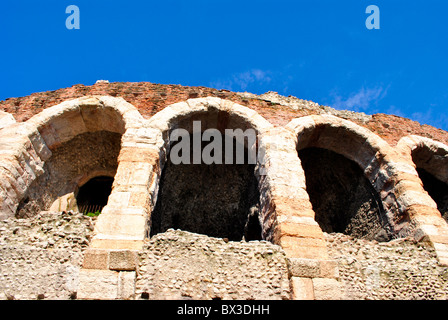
[{"xmin": 0, "ymin": 82, "xmax": 447, "ymax": 300}]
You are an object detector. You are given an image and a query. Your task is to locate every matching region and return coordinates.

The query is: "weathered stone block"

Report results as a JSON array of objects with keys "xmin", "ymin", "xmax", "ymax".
[
  {"xmin": 82, "ymin": 249, "xmax": 109, "ymax": 270},
  {"xmin": 90, "ymin": 238, "xmax": 144, "ymax": 250},
  {"xmin": 77, "ymin": 269, "xmax": 119, "ymax": 300},
  {"xmin": 287, "ymin": 258, "xmax": 320, "ymax": 278},
  {"xmin": 93, "ymin": 211, "xmax": 147, "ymax": 240},
  {"xmin": 109, "ymin": 250, "xmax": 138, "ymax": 271},
  {"xmin": 290, "ymin": 277, "xmax": 314, "ymax": 300},
  {"xmin": 287, "ymin": 258, "xmax": 338, "ymax": 279},
  {"xmin": 118, "ymin": 147, "xmax": 160, "ymax": 163},
  {"xmin": 118, "ymin": 271, "xmax": 136, "ymax": 300},
  {"xmin": 279, "ymin": 235, "xmax": 329, "ymax": 260},
  {"xmin": 0, "ymin": 111, "xmax": 16, "ymax": 129},
  {"xmin": 128, "ymin": 191, "xmax": 151, "ymax": 208},
  {"xmin": 312, "ymin": 278, "xmax": 343, "ymax": 300}
]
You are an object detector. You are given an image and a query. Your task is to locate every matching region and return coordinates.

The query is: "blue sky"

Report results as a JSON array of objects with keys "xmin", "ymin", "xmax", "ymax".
[{"xmin": 1, "ymin": 0, "xmax": 447, "ymax": 130}]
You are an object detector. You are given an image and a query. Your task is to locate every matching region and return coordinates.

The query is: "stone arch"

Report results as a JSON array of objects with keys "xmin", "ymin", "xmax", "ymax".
[
  {"xmin": 90, "ymin": 97, "xmax": 278, "ymax": 250},
  {"xmin": 286, "ymin": 115, "xmax": 425, "ymax": 240},
  {"xmin": 397, "ymin": 135, "xmax": 448, "ymax": 222},
  {"xmin": 0, "ymin": 96, "xmax": 144, "ymax": 219},
  {"xmin": 147, "ymin": 97, "xmax": 274, "ymax": 241}
]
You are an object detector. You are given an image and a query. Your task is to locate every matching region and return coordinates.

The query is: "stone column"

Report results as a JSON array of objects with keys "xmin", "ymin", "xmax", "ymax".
[
  {"xmin": 79, "ymin": 126, "xmax": 165, "ymax": 299},
  {"xmin": 258, "ymin": 127, "xmax": 342, "ymax": 299}
]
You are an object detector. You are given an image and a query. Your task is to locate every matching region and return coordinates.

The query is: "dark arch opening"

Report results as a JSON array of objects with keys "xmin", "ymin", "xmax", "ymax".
[
  {"xmin": 416, "ymin": 168, "xmax": 448, "ymax": 223},
  {"xmin": 150, "ymin": 133, "xmax": 262, "ymax": 241},
  {"xmin": 298, "ymin": 147, "xmax": 391, "ymax": 241},
  {"xmin": 76, "ymin": 176, "xmax": 114, "ymax": 214}
]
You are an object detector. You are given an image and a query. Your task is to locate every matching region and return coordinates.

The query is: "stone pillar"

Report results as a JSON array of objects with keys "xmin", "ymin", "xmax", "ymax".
[
  {"xmin": 258, "ymin": 127, "xmax": 342, "ymax": 299},
  {"xmin": 79, "ymin": 126, "xmax": 165, "ymax": 299},
  {"xmin": 87, "ymin": 126, "xmax": 164, "ymax": 251},
  {"xmin": 259, "ymin": 127, "xmax": 328, "ymax": 260}
]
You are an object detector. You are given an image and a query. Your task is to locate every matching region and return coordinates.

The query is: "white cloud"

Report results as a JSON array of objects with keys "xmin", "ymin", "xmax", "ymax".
[
  {"xmin": 331, "ymin": 86, "xmax": 387, "ymax": 113},
  {"xmin": 210, "ymin": 69, "xmax": 272, "ymax": 92}
]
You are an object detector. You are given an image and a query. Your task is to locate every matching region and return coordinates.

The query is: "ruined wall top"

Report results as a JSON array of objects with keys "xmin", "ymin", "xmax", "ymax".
[{"xmin": 1, "ymin": 82, "xmax": 447, "ymax": 146}]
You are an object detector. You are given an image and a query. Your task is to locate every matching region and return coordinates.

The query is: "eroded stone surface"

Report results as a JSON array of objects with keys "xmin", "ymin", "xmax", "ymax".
[
  {"xmin": 326, "ymin": 232, "xmax": 448, "ymax": 300},
  {"xmin": 0, "ymin": 211, "xmax": 95, "ymax": 300},
  {"xmin": 136, "ymin": 229, "xmax": 291, "ymax": 300}
]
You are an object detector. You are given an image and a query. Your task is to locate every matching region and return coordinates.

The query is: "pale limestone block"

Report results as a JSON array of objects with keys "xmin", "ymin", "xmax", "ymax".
[
  {"xmin": 285, "ymin": 116, "xmax": 316, "ymax": 133},
  {"xmin": 101, "ymin": 206, "xmax": 147, "ymax": 216},
  {"xmin": 0, "ymin": 167, "xmax": 27, "ymax": 200},
  {"xmin": 27, "ymin": 129, "xmax": 52, "ymax": 161},
  {"xmin": 393, "ymin": 179, "xmax": 426, "ymax": 198},
  {"xmin": 47, "ymin": 110, "xmax": 87, "ymax": 145},
  {"xmin": 28, "ymin": 99, "xmax": 79, "ymax": 127},
  {"xmin": 118, "ymin": 271, "xmax": 136, "ymax": 300},
  {"xmin": 122, "ymin": 127, "xmax": 164, "ymax": 147},
  {"xmin": 291, "ymin": 277, "xmax": 314, "ymax": 300},
  {"xmin": 36, "ymin": 123, "xmax": 60, "ymax": 149},
  {"xmin": 277, "ymin": 215, "xmax": 319, "ymax": 226},
  {"xmin": 90, "ymin": 238, "xmax": 144, "ymax": 251},
  {"xmin": 397, "ymin": 190, "xmax": 438, "ymax": 210},
  {"xmin": 94, "ymin": 212, "xmax": 147, "ymax": 240},
  {"xmin": 248, "ymin": 112, "xmax": 274, "ymax": 133},
  {"xmin": 384, "ymin": 161, "xmax": 419, "ymax": 177},
  {"xmin": 0, "ymin": 187, "xmax": 16, "ymax": 219},
  {"xmin": 187, "ymin": 96, "xmax": 222, "ymax": 111},
  {"xmin": 77, "ymin": 269, "xmax": 119, "ymax": 300},
  {"xmin": 113, "ymin": 162, "xmax": 134, "ymax": 186},
  {"xmin": 130, "ymin": 162, "xmax": 153, "ymax": 186},
  {"xmin": 128, "ymin": 191, "xmax": 151, "ymax": 208},
  {"xmin": 146, "ymin": 106, "xmax": 181, "ymax": 132},
  {"xmin": 312, "ymin": 278, "xmax": 343, "ymax": 300},
  {"xmin": 163, "ymin": 101, "xmax": 190, "ymax": 115},
  {"xmin": 107, "ymin": 191, "xmax": 131, "ymax": 207},
  {"xmin": 0, "ymin": 111, "xmax": 16, "ymax": 129}
]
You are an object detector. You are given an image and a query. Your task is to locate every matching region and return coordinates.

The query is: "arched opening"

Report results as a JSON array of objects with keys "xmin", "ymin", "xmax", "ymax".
[
  {"xmin": 411, "ymin": 146, "xmax": 448, "ymax": 223},
  {"xmin": 416, "ymin": 168, "xmax": 448, "ymax": 222},
  {"xmin": 76, "ymin": 176, "xmax": 114, "ymax": 214},
  {"xmin": 287, "ymin": 115, "xmax": 401, "ymax": 241},
  {"xmin": 150, "ymin": 132, "xmax": 262, "ymax": 241},
  {"xmin": 16, "ymin": 131, "xmax": 121, "ymax": 218},
  {"xmin": 298, "ymin": 147, "xmax": 389, "ymax": 241},
  {"xmin": 147, "ymin": 100, "xmax": 272, "ymax": 242}
]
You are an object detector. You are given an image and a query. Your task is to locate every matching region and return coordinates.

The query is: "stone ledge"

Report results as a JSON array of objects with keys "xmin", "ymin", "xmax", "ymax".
[{"xmin": 89, "ymin": 238, "xmax": 144, "ymax": 250}]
